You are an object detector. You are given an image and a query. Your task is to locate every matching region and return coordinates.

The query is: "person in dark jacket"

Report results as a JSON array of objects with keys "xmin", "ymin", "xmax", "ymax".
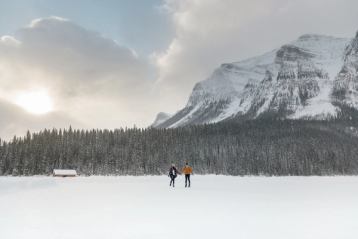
[{"xmin": 168, "ymin": 164, "xmax": 178, "ymax": 187}]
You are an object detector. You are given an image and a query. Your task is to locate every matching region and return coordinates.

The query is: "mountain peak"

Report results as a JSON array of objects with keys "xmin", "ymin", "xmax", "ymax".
[
  {"xmin": 297, "ymin": 34, "xmax": 334, "ymax": 41},
  {"xmin": 151, "ymin": 112, "xmax": 172, "ymax": 127}
]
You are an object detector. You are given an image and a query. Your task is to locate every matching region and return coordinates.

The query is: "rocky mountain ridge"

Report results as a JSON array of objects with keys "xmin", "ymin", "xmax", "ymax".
[{"xmin": 155, "ymin": 32, "xmax": 358, "ymax": 128}]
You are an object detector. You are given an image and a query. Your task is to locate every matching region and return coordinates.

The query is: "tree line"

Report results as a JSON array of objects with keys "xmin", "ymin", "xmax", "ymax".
[{"xmin": 1, "ymin": 119, "xmax": 358, "ymax": 176}]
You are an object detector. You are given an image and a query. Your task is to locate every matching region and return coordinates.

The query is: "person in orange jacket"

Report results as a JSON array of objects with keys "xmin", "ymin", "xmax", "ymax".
[{"xmin": 182, "ymin": 162, "xmax": 193, "ymax": 187}]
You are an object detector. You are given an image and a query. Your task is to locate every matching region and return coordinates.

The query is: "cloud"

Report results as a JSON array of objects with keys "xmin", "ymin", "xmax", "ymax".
[
  {"xmin": 0, "ymin": 35, "xmax": 21, "ymax": 47},
  {"xmin": 0, "ymin": 99, "xmax": 82, "ymax": 140},
  {"xmin": 0, "ymin": 16, "xmax": 156, "ymax": 137},
  {"xmin": 155, "ymin": 0, "xmax": 358, "ymax": 111},
  {"xmin": 4, "ymin": 16, "xmax": 151, "ymax": 94}
]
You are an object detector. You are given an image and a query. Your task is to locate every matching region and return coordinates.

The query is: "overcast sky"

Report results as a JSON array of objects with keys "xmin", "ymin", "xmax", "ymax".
[{"xmin": 1, "ymin": 0, "xmax": 358, "ymax": 139}]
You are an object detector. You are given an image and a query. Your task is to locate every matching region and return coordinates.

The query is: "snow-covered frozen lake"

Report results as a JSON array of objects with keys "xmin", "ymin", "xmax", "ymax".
[{"xmin": 1, "ymin": 176, "xmax": 357, "ymax": 239}]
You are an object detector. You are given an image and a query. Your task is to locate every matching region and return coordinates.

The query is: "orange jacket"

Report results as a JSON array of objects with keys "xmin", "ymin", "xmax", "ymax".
[{"xmin": 182, "ymin": 166, "xmax": 193, "ymax": 175}]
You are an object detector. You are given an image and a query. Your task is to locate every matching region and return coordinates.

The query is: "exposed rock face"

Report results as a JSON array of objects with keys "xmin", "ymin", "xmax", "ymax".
[{"xmin": 333, "ymin": 32, "xmax": 358, "ymax": 108}]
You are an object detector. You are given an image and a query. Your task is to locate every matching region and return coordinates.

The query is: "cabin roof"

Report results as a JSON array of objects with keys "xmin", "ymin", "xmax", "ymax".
[{"xmin": 53, "ymin": 169, "xmax": 77, "ymax": 175}]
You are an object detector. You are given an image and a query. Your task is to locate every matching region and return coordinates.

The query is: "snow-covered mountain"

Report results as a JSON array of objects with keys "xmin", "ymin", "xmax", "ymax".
[
  {"xmin": 156, "ymin": 32, "xmax": 358, "ymax": 128},
  {"xmin": 151, "ymin": 112, "xmax": 172, "ymax": 127}
]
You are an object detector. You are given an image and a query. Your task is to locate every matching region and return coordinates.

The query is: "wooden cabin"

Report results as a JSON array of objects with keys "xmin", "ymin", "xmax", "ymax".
[{"xmin": 53, "ymin": 169, "xmax": 77, "ymax": 177}]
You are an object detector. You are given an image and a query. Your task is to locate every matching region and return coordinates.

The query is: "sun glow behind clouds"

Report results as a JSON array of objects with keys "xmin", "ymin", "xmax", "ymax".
[{"xmin": 15, "ymin": 90, "xmax": 53, "ymax": 115}]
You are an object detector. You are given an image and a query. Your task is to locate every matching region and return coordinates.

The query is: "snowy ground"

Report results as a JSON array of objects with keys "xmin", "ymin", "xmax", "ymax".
[{"xmin": 1, "ymin": 176, "xmax": 358, "ymax": 239}]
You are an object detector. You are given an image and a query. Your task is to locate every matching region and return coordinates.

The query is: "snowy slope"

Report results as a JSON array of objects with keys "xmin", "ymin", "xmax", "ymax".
[
  {"xmin": 151, "ymin": 112, "xmax": 172, "ymax": 127},
  {"xmin": 1, "ymin": 176, "xmax": 358, "ymax": 239},
  {"xmin": 156, "ymin": 32, "xmax": 356, "ymax": 128}
]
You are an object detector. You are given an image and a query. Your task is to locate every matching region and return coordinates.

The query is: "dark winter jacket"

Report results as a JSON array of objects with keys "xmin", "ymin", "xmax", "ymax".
[{"xmin": 168, "ymin": 166, "xmax": 178, "ymax": 177}]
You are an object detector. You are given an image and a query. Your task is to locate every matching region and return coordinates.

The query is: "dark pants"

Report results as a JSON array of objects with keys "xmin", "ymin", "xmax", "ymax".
[
  {"xmin": 185, "ymin": 174, "xmax": 191, "ymax": 187},
  {"xmin": 170, "ymin": 175, "xmax": 176, "ymax": 187}
]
